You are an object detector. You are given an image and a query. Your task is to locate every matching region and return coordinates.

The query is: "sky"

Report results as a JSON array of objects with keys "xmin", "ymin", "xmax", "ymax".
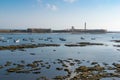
[{"xmin": 0, "ymin": 0, "xmax": 120, "ymax": 31}]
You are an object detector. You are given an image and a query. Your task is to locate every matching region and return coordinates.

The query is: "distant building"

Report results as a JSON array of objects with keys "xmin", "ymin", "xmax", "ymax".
[
  {"xmin": 0, "ymin": 29, "xmax": 11, "ymax": 33},
  {"xmin": 52, "ymin": 29, "xmax": 70, "ymax": 33},
  {"xmin": 69, "ymin": 25, "xmax": 107, "ymax": 33},
  {"xmin": 11, "ymin": 29, "xmax": 27, "ymax": 33},
  {"xmin": 71, "ymin": 26, "xmax": 75, "ymax": 32},
  {"xmin": 27, "ymin": 28, "xmax": 52, "ymax": 33},
  {"xmin": 0, "ymin": 29, "xmax": 28, "ymax": 33},
  {"xmin": 84, "ymin": 29, "xmax": 107, "ymax": 33}
]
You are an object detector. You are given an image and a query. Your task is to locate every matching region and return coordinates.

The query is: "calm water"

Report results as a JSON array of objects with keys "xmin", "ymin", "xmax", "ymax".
[{"xmin": 0, "ymin": 33, "xmax": 120, "ymax": 80}]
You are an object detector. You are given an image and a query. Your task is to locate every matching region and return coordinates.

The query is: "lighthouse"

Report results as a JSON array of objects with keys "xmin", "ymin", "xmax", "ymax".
[{"xmin": 84, "ymin": 22, "xmax": 86, "ymax": 31}]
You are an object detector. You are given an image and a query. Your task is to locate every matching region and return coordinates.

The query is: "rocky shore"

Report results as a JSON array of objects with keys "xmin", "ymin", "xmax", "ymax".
[{"xmin": 1, "ymin": 58, "xmax": 120, "ymax": 80}]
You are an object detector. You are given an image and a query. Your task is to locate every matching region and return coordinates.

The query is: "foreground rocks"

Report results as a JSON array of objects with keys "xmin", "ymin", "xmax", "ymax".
[{"xmin": 1, "ymin": 58, "xmax": 120, "ymax": 80}]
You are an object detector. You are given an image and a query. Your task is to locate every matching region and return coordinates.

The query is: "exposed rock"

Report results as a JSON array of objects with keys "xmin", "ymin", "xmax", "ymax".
[
  {"xmin": 0, "ymin": 43, "xmax": 60, "ymax": 50},
  {"xmin": 56, "ymin": 68, "xmax": 63, "ymax": 71}
]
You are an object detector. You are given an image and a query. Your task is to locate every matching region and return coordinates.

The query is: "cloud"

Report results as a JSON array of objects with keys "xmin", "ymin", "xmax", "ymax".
[
  {"xmin": 63, "ymin": 0, "xmax": 77, "ymax": 3},
  {"xmin": 46, "ymin": 4, "xmax": 58, "ymax": 11}
]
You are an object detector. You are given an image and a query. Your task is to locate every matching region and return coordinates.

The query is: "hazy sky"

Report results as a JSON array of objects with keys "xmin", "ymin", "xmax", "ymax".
[{"xmin": 0, "ymin": 0, "xmax": 120, "ymax": 31}]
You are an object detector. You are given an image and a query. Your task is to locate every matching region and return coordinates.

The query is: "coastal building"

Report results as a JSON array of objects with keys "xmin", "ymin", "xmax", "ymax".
[
  {"xmin": 0, "ymin": 29, "xmax": 11, "ymax": 33},
  {"xmin": 27, "ymin": 28, "xmax": 52, "ymax": 33},
  {"xmin": 11, "ymin": 29, "xmax": 27, "ymax": 33},
  {"xmin": 52, "ymin": 29, "xmax": 70, "ymax": 33},
  {"xmin": 84, "ymin": 29, "xmax": 107, "ymax": 33},
  {"xmin": 71, "ymin": 26, "xmax": 75, "ymax": 32},
  {"xmin": 69, "ymin": 24, "xmax": 107, "ymax": 33}
]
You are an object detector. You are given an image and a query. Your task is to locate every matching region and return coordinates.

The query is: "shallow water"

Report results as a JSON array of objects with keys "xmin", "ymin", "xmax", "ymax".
[{"xmin": 0, "ymin": 33, "xmax": 120, "ymax": 80}]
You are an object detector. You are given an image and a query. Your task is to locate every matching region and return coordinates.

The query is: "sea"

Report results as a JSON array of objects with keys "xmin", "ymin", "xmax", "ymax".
[{"xmin": 0, "ymin": 33, "xmax": 120, "ymax": 80}]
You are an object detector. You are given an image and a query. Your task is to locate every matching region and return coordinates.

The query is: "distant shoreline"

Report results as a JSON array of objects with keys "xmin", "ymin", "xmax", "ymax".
[{"xmin": 0, "ymin": 28, "xmax": 107, "ymax": 33}]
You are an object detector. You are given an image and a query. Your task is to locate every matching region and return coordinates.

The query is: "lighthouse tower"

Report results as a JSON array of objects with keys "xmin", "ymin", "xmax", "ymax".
[{"xmin": 84, "ymin": 22, "xmax": 86, "ymax": 31}]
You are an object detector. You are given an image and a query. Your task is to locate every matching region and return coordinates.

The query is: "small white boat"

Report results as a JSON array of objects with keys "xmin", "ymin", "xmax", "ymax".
[{"xmin": 14, "ymin": 39, "xmax": 20, "ymax": 43}]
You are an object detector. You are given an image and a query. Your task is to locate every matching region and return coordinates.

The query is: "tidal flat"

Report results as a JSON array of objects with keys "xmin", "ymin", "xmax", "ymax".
[{"xmin": 1, "ymin": 33, "xmax": 120, "ymax": 80}]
